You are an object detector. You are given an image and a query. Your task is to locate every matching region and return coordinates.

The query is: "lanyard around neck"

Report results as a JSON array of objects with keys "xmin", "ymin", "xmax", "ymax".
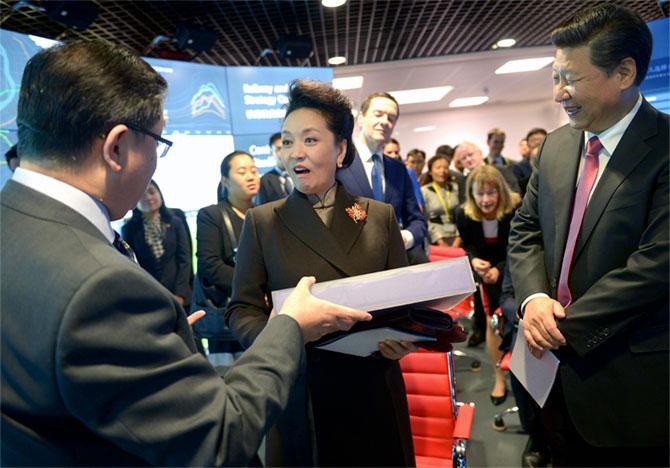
[{"xmin": 432, "ymin": 182, "xmax": 452, "ymax": 222}]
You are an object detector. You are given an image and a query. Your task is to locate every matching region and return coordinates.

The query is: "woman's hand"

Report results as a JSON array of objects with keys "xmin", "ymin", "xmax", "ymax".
[
  {"xmin": 174, "ymin": 295, "xmax": 185, "ymax": 306},
  {"xmin": 378, "ymin": 340, "xmax": 418, "ymax": 360},
  {"xmin": 482, "ymin": 266, "xmax": 500, "ymax": 284},
  {"xmin": 471, "ymin": 257, "xmax": 491, "ymax": 276}
]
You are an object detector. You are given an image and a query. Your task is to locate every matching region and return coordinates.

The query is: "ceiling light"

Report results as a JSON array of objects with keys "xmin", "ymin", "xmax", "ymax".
[
  {"xmin": 389, "ymin": 85, "xmax": 453, "ymax": 105},
  {"xmin": 449, "ymin": 96, "xmax": 489, "ymax": 108},
  {"xmin": 413, "ymin": 126, "xmax": 436, "ymax": 133},
  {"xmin": 328, "ymin": 56, "xmax": 347, "ymax": 65},
  {"xmin": 495, "ymin": 57, "xmax": 554, "ymax": 74},
  {"xmin": 495, "ymin": 38, "xmax": 516, "ymax": 48},
  {"xmin": 332, "ymin": 75, "xmax": 364, "ymax": 90},
  {"xmin": 646, "ymin": 95, "xmax": 657, "ymax": 102},
  {"xmin": 322, "ymin": 0, "xmax": 347, "ymax": 7}
]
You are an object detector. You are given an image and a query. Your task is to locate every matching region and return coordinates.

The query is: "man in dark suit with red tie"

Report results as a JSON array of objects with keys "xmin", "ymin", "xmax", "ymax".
[{"xmin": 508, "ymin": 5, "xmax": 668, "ymax": 466}]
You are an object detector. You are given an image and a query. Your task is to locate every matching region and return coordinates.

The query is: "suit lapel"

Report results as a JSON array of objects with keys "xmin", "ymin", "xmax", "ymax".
[
  {"xmin": 551, "ymin": 128, "xmax": 583, "ymax": 278},
  {"xmin": 572, "ymin": 101, "xmax": 657, "ymax": 264},
  {"xmin": 329, "ymin": 186, "xmax": 368, "ymax": 254},
  {"xmin": 275, "ymin": 189, "xmax": 356, "ymax": 276},
  {"xmin": 383, "ymin": 157, "xmax": 399, "ymax": 205},
  {"xmin": 337, "ymin": 152, "xmax": 374, "ymax": 199}
]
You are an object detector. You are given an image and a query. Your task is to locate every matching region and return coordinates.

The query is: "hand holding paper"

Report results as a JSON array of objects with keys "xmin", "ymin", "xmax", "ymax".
[
  {"xmin": 523, "ymin": 296, "xmax": 566, "ymax": 357},
  {"xmin": 278, "ymin": 276, "xmax": 372, "ymax": 343}
]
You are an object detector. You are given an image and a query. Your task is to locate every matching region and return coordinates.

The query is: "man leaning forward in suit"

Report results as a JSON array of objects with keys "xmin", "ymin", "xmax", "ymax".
[
  {"xmin": 508, "ymin": 4, "xmax": 669, "ymax": 467},
  {"xmin": 0, "ymin": 40, "xmax": 372, "ymax": 466}
]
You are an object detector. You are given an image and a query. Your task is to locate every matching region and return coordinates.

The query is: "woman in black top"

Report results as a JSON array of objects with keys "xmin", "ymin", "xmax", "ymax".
[
  {"xmin": 194, "ymin": 151, "xmax": 260, "ymax": 360},
  {"xmin": 122, "ymin": 180, "xmax": 192, "ymax": 306},
  {"xmin": 455, "ymin": 165, "xmax": 520, "ymax": 405}
]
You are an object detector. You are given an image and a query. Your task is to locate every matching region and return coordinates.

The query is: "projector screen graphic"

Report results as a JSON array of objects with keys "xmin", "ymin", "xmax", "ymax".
[
  {"xmin": 146, "ymin": 58, "xmax": 233, "ymax": 135},
  {"xmin": 0, "ymin": 29, "xmax": 333, "ymax": 211}
]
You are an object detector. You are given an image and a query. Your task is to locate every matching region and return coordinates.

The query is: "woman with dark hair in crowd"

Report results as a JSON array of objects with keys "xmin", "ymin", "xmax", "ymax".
[
  {"xmin": 193, "ymin": 150, "xmax": 260, "ymax": 365},
  {"xmin": 122, "ymin": 179, "xmax": 192, "ymax": 306},
  {"xmin": 455, "ymin": 165, "xmax": 520, "ymax": 406},
  {"xmin": 226, "ymin": 79, "xmax": 416, "ymax": 467},
  {"xmin": 421, "ymin": 154, "xmax": 461, "ymax": 247}
]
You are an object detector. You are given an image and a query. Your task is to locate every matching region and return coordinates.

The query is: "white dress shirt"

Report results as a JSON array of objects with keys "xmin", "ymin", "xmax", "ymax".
[
  {"xmin": 12, "ymin": 167, "xmax": 115, "ymax": 244},
  {"xmin": 354, "ymin": 137, "xmax": 386, "ymax": 195},
  {"xmin": 353, "ymin": 136, "xmax": 415, "ymax": 249}
]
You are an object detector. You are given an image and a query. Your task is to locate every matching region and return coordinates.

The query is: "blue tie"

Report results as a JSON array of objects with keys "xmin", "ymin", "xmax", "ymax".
[{"xmin": 371, "ymin": 153, "xmax": 384, "ymax": 201}]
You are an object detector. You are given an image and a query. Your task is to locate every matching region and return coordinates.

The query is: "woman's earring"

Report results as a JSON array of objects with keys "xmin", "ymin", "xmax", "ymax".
[{"xmin": 337, "ymin": 162, "xmax": 343, "ymax": 168}]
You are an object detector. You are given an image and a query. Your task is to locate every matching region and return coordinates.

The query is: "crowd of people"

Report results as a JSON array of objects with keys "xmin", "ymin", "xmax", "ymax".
[{"xmin": 1, "ymin": 3, "xmax": 667, "ymax": 467}]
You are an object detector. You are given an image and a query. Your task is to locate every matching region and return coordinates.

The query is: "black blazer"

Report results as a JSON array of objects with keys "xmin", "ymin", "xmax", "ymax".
[
  {"xmin": 122, "ymin": 213, "xmax": 191, "ymax": 301},
  {"xmin": 508, "ymin": 100, "xmax": 669, "ymax": 447},
  {"xmin": 455, "ymin": 207, "xmax": 514, "ymax": 311},
  {"xmin": 257, "ymin": 168, "xmax": 287, "ymax": 205},
  {"xmin": 195, "ymin": 200, "xmax": 244, "ymax": 306},
  {"xmin": 226, "ymin": 185, "xmax": 414, "ymax": 467}
]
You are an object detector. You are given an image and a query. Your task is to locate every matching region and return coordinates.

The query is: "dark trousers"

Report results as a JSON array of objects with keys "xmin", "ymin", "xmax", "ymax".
[{"xmin": 542, "ymin": 377, "xmax": 669, "ymax": 467}]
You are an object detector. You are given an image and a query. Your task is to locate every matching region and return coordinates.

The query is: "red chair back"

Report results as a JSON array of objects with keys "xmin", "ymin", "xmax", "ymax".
[{"xmin": 400, "ymin": 351, "xmax": 458, "ymax": 466}]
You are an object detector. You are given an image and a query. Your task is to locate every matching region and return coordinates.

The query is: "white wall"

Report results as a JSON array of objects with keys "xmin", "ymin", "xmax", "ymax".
[{"xmin": 390, "ymin": 98, "xmax": 569, "ymax": 162}]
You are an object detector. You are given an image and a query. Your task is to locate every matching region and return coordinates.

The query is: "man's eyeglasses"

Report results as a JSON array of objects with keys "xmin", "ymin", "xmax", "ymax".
[{"xmin": 122, "ymin": 122, "xmax": 173, "ymax": 158}]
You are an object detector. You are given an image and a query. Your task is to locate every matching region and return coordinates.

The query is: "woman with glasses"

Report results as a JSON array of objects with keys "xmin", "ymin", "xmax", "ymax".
[
  {"xmin": 455, "ymin": 165, "xmax": 520, "ymax": 407},
  {"xmin": 122, "ymin": 179, "xmax": 191, "ymax": 306}
]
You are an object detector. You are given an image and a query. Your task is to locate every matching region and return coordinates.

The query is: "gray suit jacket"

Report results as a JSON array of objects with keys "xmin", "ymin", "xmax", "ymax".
[
  {"xmin": 1, "ymin": 179, "xmax": 305, "ymax": 466},
  {"xmin": 508, "ymin": 100, "xmax": 669, "ymax": 447}
]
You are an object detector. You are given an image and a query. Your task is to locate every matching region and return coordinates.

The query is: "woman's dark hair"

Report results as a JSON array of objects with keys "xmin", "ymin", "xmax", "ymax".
[
  {"xmin": 422, "ymin": 154, "xmax": 453, "ymax": 186},
  {"xmin": 130, "ymin": 179, "xmax": 172, "ymax": 225},
  {"xmin": 551, "ymin": 4, "xmax": 652, "ymax": 86},
  {"xmin": 17, "ymin": 40, "xmax": 167, "ymax": 167},
  {"xmin": 218, "ymin": 150, "xmax": 254, "ymax": 202},
  {"xmin": 284, "ymin": 79, "xmax": 355, "ymax": 168}
]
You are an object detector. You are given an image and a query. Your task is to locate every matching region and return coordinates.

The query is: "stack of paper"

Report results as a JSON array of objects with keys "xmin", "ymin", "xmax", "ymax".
[{"xmin": 271, "ymin": 257, "xmax": 476, "ymax": 357}]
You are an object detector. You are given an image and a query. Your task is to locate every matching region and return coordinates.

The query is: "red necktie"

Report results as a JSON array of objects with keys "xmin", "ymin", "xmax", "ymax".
[{"xmin": 556, "ymin": 136, "xmax": 603, "ymax": 307}]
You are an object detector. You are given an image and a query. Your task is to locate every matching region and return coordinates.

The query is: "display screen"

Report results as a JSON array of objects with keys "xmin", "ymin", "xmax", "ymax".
[{"xmin": 0, "ymin": 29, "xmax": 332, "ymax": 209}]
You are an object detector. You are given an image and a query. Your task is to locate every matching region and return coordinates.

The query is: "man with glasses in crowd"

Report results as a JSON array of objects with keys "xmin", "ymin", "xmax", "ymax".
[{"xmin": 1, "ymin": 39, "xmax": 370, "ymax": 466}]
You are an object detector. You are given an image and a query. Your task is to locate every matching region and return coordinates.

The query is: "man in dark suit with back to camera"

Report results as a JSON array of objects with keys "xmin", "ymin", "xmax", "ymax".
[
  {"xmin": 257, "ymin": 132, "xmax": 293, "ymax": 204},
  {"xmin": 337, "ymin": 92, "xmax": 428, "ymax": 264},
  {"xmin": 0, "ymin": 39, "xmax": 371, "ymax": 467},
  {"xmin": 508, "ymin": 4, "xmax": 668, "ymax": 466}
]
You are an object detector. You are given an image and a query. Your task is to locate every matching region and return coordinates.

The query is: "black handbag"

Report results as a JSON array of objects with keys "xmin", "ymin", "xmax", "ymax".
[
  {"xmin": 191, "ymin": 204, "xmax": 238, "ymax": 341},
  {"xmin": 312, "ymin": 305, "xmax": 467, "ymax": 353}
]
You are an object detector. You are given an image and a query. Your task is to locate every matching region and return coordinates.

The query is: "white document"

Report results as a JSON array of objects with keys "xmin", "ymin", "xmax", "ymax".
[
  {"xmin": 271, "ymin": 257, "xmax": 475, "ymax": 313},
  {"xmin": 315, "ymin": 327, "xmax": 436, "ymax": 357},
  {"xmin": 509, "ymin": 320, "xmax": 560, "ymax": 408}
]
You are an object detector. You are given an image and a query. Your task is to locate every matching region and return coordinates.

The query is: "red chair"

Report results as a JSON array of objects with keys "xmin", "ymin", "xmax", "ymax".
[{"xmin": 400, "ymin": 351, "xmax": 475, "ymax": 468}]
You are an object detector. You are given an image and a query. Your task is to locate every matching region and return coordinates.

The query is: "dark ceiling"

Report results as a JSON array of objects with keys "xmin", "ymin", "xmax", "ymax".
[{"xmin": 1, "ymin": 0, "xmax": 667, "ymax": 67}]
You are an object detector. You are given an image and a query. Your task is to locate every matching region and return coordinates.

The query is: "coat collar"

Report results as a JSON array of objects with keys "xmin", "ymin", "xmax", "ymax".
[
  {"xmin": 2, "ymin": 179, "xmax": 109, "ymax": 245},
  {"xmin": 274, "ymin": 184, "xmax": 368, "ymax": 276}
]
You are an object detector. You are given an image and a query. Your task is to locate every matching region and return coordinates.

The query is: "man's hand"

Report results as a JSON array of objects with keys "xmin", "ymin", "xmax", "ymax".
[
  {"xmin": 523, "ymin": 297, "xmax": 566, "ymax": 358},
  {"xmin": 471, "ymin": 257, "xmax": 491, "ymax": 276},
  {"xmin": 279, "ymin": 276, "xmax": 372, "ymax": 343},
  {"xmin": 379, "ymin": 340, "xmax": 418, "ymax": 360},
  {"xmin": 187, "ymin": 310, "xmax": 206, "ymax": 327}
]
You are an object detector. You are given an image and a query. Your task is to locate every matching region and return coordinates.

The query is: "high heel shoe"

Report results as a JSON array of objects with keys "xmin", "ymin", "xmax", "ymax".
[{"xmin": 490, "ymin": 388, "xmax": 508, "ymax": 406}]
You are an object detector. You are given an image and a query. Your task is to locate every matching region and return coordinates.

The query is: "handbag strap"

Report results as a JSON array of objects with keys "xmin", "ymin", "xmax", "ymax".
[{"xmin": 219, "ymin": 203, "xmax": 238, "ymax": 251}]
